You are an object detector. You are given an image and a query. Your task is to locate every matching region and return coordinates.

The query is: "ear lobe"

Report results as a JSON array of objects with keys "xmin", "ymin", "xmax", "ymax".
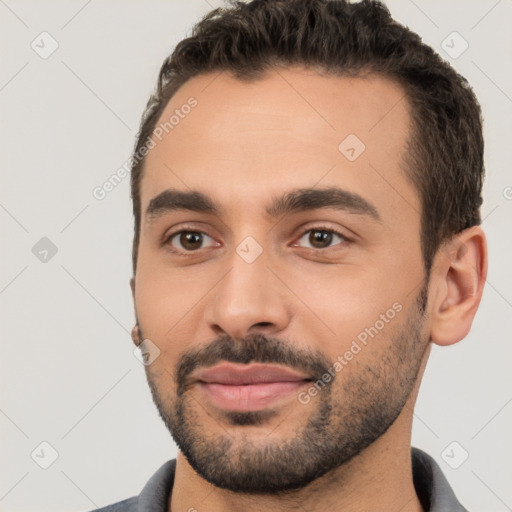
[
  {"xmin": 131, "ymin": 323, "xmax": 142, "ymax": 347},
  {"xmin": 430, "ymin": 227, "xmax": 487, "ymax": 347}
]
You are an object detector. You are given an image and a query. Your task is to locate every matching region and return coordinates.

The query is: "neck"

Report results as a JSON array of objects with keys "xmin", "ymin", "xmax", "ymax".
[{"xmin": 169, "ymin": 407, "xmax": 424, "ymax": 512}]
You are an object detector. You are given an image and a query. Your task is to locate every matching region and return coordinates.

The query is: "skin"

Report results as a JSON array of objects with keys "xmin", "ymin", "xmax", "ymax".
[{"xmin": 130, "ymin": 67, "xmax": 487, "ymax": 512}]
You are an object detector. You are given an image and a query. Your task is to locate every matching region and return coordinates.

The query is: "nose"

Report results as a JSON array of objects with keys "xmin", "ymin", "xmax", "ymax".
[{"xmin": 204, "ymin": 249, "xmax": 291, "ymax": 340}]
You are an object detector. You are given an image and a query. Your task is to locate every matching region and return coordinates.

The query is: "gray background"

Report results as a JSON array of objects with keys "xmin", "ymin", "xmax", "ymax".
[{"xmin": 0, "ymin": 0, "xmax": 511, "ymax": 510}]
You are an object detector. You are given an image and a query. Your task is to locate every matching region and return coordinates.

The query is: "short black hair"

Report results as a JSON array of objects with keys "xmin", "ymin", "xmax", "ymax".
[{"xmin": 130, "ymin": 0, "xmax": 484, "ymax": 277}]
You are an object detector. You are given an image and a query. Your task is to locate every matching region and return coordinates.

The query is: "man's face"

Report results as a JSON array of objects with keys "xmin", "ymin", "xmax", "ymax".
[{"xmin": 132, "ymin": 68, "xmax": 430, "ymax": 492}]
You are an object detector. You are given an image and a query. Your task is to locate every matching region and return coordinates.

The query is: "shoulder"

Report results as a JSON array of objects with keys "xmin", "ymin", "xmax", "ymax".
[
  {"xmin": 85, "ymin": 459, "xmax": 176, "ymax": 512},
  {"xmin": 412, "ymin": 447, "xmax": 469, "ymax": 512}
]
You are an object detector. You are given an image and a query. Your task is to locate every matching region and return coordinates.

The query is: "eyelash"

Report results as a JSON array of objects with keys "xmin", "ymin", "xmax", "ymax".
[{"xmin": 163, "ymin": 225, "xmax": 352, "ymax": 256}]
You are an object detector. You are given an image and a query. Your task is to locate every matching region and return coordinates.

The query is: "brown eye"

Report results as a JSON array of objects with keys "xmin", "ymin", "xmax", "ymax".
[
  {"xmin": 296, "ymin": 228, "xmax": 348, "ymax": 249},
  {"xmin": 309, "ymin": 230, "xmax": 333, "ymax": 248},
  {"xmin": 168, "ymin": 231, "xmax": 215, "ymax": 251}
]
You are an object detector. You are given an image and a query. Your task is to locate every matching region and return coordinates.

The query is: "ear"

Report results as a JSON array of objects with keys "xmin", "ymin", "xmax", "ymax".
[
  {"xmin": 130, "ymin": 276, "xmax": 135, "ymax": 299},
  {"xmin": 129, "ymin": 276, "xmax": 141, "ymax": 346},
  {"xmin": 429, "ymin": 226, "xmax": 487, "ymax": 346}
]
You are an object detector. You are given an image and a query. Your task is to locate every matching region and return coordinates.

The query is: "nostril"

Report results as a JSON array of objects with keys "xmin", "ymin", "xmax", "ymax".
[{"xmin": 254, "ymin": 322, "xmax": 273, "ymax": 328}]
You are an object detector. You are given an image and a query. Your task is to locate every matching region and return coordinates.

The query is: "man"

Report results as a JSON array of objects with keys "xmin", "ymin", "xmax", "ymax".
[{"xmin": 93, "ymin": 0, "xmax": 487, "ymax": 510}]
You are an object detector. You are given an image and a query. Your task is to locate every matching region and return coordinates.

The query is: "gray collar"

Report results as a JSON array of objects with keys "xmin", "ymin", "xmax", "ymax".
[{"xmin": 411, "ymin": 447, "xmax": 468, "ymax": 511}]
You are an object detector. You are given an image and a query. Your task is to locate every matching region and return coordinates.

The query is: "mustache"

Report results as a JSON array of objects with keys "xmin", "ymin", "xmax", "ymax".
[{"xmin": 175, "ymin": 333, "xmax": 332, "ymax": 395}]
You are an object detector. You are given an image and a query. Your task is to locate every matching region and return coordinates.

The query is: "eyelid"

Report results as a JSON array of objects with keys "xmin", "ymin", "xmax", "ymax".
[
  {"xmin": 290, "ymin": 224, "xmax": 353, "ymax": 249},
  {"xmin": 163, "ymin": 222, "xmax": 217, "ymax": 242}
]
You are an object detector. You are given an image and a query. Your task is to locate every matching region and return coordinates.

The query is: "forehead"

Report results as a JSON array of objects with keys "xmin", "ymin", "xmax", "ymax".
[{"xmin": 140, "ymin": 67, "xmax": 420, "ymax": 224}]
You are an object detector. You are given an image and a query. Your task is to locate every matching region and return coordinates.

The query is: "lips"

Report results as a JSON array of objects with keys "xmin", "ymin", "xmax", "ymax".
[
  {"xmin": 192, "ymin": 363, "xmax": 313, "ymax": 412},
  {"xmin": 194, "ymin": 362, "xmax": 311, "ymax": 385}
]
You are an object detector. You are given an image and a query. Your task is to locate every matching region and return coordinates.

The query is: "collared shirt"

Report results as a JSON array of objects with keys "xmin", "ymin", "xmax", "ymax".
[{"xmin": 90, "ymin": 448, "xmax": 468, "ymax": 511}]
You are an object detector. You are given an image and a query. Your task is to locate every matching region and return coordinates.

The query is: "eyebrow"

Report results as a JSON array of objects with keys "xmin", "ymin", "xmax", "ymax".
[{"xmin": 145, "ymin": 187, "xmax": 381, "ymax": 224}]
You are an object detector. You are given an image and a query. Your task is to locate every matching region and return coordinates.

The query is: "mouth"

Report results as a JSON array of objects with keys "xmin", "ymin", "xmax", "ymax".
[{"xmin": 193, "ymin": 362, "xmax": 313, "ymax": 412}]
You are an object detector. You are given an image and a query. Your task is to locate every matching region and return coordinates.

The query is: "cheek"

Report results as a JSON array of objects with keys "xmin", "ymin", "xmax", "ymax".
[
  {"xmin": 296, "ymin": 263, "xmax": 409, "ymax": 357},
  {"xmin": 134, "ymin": 260, "xmax": 216, "ymax": 342}
]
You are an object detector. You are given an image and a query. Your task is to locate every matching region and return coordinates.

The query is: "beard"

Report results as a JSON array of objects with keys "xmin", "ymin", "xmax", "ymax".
[{"xmin": 142, "ymin": 283, "xmax": 429, "ymax": 495}]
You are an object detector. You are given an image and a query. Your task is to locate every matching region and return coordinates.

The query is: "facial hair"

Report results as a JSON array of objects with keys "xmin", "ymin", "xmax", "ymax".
[{"xmin": 142, "ymin": 284, "xmax": 429, "ymax": 494}]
